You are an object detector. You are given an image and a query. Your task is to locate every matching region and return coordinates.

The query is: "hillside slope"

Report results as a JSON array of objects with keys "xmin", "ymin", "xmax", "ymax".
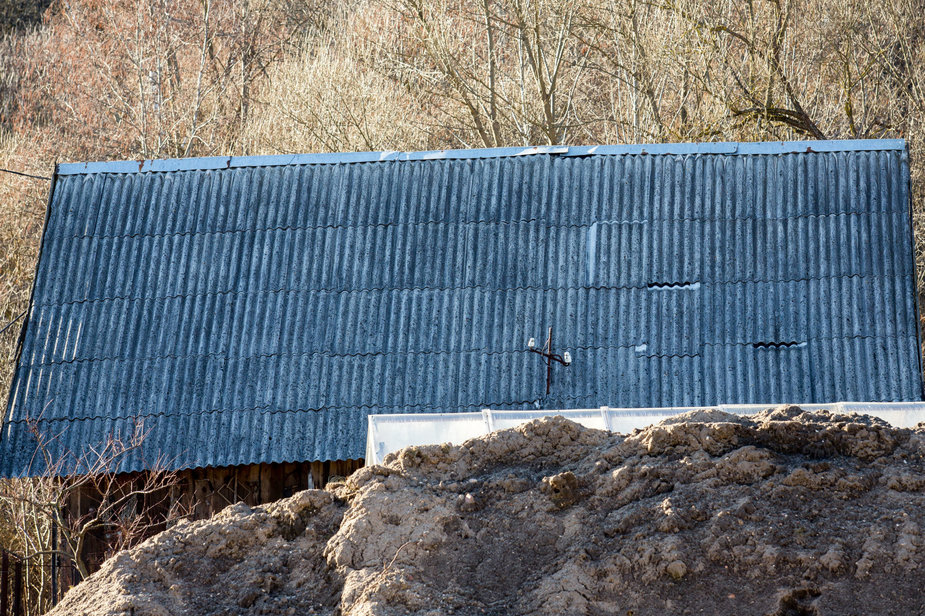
[{"xmin": 50, "ymin": 407, "xmax": 925, "ymax": 616}]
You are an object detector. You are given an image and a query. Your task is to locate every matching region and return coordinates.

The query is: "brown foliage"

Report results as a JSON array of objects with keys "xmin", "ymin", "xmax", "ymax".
[{"xmin": 11, "ymin": 0, "xmax": 318, "ymax": 160}]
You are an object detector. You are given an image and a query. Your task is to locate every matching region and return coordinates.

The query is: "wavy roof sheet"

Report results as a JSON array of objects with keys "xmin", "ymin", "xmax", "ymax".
[{"xmin": 2, "ymin": 140, "xmax": 921, "ymax": 475}]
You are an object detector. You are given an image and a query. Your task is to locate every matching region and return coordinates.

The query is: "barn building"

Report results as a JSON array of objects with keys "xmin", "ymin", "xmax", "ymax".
[{"xmin": 1, "ymin": 140, "xmax": 922, "ymax": 568}]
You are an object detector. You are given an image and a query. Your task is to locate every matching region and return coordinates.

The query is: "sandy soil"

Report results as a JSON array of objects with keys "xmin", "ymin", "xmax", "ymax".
[{"xmin": 49, "ymin": 406, "xmax": 925, "ymax": 615}]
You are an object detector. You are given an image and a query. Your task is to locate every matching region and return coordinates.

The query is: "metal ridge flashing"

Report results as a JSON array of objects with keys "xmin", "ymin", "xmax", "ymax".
[{"xmin": 56, "ymin": 139, "xmax": 907, "ymax": 175}]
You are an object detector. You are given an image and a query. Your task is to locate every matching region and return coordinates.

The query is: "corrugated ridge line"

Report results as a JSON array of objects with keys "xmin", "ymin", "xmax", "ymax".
[
  {"xmin": 13, "ymin": 336, "xmax": 918, "ymax": 424},
  {"xmin": 46, "ymin": 208, "xmax": 917, "ymax": 241},
  {"xmin": 21, "ymin": 278, "xmax": 915, "ymax": 369},
  {"xmin": 30, "ymin": 270, "xmax": 912, "ymax": 309},
  {"xmin": 546, "ymin": 151, "xmax": 909, "ymax": 224},
  {"xmin": 18, "ymin": 306, "xmax": 908, "ymax": 372},
  {"xmin": 12, "ymin": 293, "xmax": 916, "ymax": 414},
  {"xmin": 33, "ymin": 218, "xmax": 915, "ymax": 306}
]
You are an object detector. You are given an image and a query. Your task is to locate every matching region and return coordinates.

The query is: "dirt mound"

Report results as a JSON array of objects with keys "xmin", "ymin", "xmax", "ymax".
[{"xmin": 50, "ymin": 406, "xmax": 925, "ymax": 616}]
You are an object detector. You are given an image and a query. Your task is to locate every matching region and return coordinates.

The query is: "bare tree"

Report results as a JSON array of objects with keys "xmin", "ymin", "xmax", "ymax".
[
  {"xmin": 16, "ymin": 0, "xmax": 318, "ymax": 161},
  {"xmin": 243, "ymin": 4, "xmax": 431, "ymax": 154},
  {"xmin": 363, "ymin": 0, "xmax": 592, "ymax": 147},
  {"xmin": 0, "ymin": 416, "xmax": 185, "ymax": 611},
  {"xmin": 577, "ymin": 0, "xmax": 715, "ymax": 142}
]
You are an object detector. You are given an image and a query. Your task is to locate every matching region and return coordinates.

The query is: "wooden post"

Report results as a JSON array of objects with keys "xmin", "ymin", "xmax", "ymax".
[
  {"xmin": 11, "ymin": 559, "xmax": 22, "ymax": 616},
  {"xmin": 2, "ymin": 551, "xmax": 9, "ymax": 616},
  {"xmin": 51, "ymin": 520, "xmax": 58, "ymax": 604},
  {"xmin": 259, "ymin": 464, "xmax": 271, "ymax": 504}
]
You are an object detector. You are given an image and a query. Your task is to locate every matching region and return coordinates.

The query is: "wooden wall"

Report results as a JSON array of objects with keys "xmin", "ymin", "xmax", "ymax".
[
  {"xmin": 176, "ymin": 459, "xmax": 363, "ymax": 519},
  {"xmin": 67, "ymin": 459, "xmax": 363, "ymax": 581}
]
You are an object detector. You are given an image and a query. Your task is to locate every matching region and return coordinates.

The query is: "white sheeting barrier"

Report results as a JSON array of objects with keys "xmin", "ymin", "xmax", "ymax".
[{"xmin": 365, "ymin": 402, "xmax": 925, "ymax": 465}]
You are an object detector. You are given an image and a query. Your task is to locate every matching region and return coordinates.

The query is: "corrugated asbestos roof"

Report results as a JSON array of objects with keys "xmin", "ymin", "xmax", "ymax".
[{"xmin": 1, "ymin": 140, "xmax": 921, "ymax": 476}]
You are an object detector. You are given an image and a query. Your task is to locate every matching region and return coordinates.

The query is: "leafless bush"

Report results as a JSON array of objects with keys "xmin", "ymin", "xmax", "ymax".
[
  {"xmin": 244, "ymin": 9, "xmax": 432, "ymax": 154},
  {"xmin": 0, "ymin": 416, "xmax": 185, "ymax": 612}
]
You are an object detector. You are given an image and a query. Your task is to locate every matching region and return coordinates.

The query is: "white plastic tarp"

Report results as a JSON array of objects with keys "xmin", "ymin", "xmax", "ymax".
[{"xmin": 365, "ymin": 402, "xmax": 925, "ymax": 465}]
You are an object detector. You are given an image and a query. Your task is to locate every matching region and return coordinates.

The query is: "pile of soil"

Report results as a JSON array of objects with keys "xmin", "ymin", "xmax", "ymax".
[{"xmin": 50, "ymin": 406, "xmax": 925, "ymax": 615}]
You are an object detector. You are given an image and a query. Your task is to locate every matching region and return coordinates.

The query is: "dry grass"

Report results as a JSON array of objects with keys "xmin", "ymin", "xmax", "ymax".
[
  {"xmin": 0, "ymin": 134, "xmax": 51, "ymax": 415},
  {"xmin": 244, "ymin": 14, "xmax": 432, "ymax": 154}
]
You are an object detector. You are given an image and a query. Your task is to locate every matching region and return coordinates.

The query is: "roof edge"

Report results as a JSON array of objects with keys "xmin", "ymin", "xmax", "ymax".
[{"xmin": 57, "ymin": 139, "xmax": 907, "ymax": 176}]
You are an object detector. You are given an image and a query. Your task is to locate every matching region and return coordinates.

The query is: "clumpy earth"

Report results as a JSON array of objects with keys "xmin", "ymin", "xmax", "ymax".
[{"xmin": 50, "ymin": 406, "xmax": 925, "ymax": 616}]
